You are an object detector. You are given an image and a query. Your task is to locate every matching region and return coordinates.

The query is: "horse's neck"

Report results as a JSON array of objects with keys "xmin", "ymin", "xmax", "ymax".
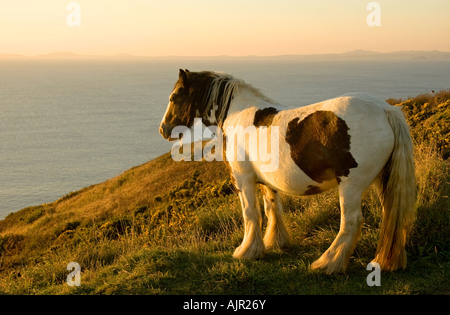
[{"xmin": 227, "ymin": 86, "xmax": 283, "ymax": 117}]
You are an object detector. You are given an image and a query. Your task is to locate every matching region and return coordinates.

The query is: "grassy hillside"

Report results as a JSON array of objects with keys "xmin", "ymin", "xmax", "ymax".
[{"xmin": 0, "ymin": 91, "xmax": 449, "ymax": 295}]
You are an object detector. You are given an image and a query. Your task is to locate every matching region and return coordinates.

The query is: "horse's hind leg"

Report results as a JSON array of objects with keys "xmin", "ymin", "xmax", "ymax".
[
  {"xmin": 233, "ymin": 175, "xmax": 265, "ymax": 259},
  {"xmin": 261, "ymin": 185, "xmax": 290, "ymax": 250},
  {"xmin": 311, "ymin": 183, "xmax": 363, "ymax": 274}
]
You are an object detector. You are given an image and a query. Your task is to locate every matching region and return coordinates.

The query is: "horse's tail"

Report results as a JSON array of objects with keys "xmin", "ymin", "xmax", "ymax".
[{"xmin": 374, "ymin": 106, "xmax": 416, "ymax": 271}]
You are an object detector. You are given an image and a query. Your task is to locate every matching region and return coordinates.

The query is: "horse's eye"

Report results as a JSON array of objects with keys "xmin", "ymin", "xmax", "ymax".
[{"xmin": 169, "ymin": 93, "xmax": 177, "ymax": 102}]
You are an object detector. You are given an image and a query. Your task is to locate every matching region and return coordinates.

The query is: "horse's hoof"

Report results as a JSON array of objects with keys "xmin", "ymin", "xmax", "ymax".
[{"xmin": 233, "ymin": 245, "xmax": 264, "ymax": 260}]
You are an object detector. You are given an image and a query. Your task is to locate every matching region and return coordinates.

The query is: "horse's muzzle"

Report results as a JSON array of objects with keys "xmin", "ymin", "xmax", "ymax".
[
  {"xmin": 159, "ymin": 124, "xmax": 169, "ymax": 139},
  {"xmin": 159, "ymin": 123, "xmax": 177, "ymax": 141}
]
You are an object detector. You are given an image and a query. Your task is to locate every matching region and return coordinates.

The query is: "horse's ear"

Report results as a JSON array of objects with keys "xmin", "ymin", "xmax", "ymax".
[{"xmin": 179, "ymin": 69, "xmax": 188, "ymax": 83}]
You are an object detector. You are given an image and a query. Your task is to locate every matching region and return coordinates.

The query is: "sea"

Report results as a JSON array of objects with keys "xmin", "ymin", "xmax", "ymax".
[{"xmin": 1, "ymin": 58, "xmax": 450, "ymax": 219}]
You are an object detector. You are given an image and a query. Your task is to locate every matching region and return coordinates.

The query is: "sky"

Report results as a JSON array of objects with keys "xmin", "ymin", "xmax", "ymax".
[{"xmin": 1, "ymin": 0, "xmax": 450, "ymax": 56}]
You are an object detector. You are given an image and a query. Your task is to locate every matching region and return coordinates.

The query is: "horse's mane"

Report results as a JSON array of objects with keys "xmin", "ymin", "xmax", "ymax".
[
  {"xmin": 188, "ymin": 71, "xmax": 273, "ymax": 127},
  {"xmin": 204, "ymin": 73, "xmax": 241, "ymax": 126}
]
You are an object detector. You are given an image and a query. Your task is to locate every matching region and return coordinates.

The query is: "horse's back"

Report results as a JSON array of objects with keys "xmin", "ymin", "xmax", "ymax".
[{"xmin": 301, "ymin": 92, "xmax": 389, "ymax": 117}]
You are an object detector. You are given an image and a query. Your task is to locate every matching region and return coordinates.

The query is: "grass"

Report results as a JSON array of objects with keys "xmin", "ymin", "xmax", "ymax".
[{"xmin": 0, "ymin": 91, "xmax": 449, "ymax": 295}]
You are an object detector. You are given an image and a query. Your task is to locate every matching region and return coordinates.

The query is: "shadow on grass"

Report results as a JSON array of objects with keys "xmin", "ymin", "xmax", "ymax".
[{"xmin": 82, "ymin": 240, "xmax": 449, "ymax": 295}]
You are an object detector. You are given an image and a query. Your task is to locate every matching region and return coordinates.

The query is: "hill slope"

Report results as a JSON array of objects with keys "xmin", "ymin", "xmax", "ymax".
[{"xmin": 0, "ymin": 91, "xmax": 449, "ymax": 295}]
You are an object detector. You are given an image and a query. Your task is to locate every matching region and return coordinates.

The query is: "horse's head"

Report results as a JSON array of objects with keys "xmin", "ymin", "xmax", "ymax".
[
  {"xmin": 159, "ymin": 69, "xmax": 193, "ymax": 140},
  {"xmin": 160, "ymin": 69, "xmax": 239, "ymax": 141}
]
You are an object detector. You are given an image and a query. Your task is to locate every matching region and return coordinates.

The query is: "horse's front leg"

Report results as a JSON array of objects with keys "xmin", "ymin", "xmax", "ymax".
[{"xmin": 233, "ymin": 175, "xmax": 265, "ymax": 260}]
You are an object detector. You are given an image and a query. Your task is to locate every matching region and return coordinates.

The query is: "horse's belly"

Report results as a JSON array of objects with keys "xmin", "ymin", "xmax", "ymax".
[{"xmin": 256, "ymin": 164, "xmax": 338, "ymax": 196}]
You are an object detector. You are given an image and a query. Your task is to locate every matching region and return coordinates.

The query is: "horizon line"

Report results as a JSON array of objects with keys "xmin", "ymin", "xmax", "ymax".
[{"xmin": 1, "ymin": 49, "xmax": 450, "ymax": 60}]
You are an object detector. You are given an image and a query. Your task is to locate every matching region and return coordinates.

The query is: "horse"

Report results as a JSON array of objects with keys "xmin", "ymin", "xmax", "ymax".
[{"xmin": 159, "ymin": 69, "xmax": 416, "ymax": 274}]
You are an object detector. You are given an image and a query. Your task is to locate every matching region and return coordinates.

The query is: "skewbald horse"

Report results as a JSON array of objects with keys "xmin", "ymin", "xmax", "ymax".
[{"xmin": 160, "ymin": 69, "xmax": 416, "ymax": 274}]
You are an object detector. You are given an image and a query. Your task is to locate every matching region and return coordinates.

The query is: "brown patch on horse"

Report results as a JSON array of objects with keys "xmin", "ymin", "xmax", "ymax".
[
  {"xmin": 176, "ymin": 70, "xmax": 217, "ymax": 128},
  {"xmin": 285, "ymin": 111, "xmax": 358, "ymax": 184},
  {"xmin": 253, "ymin": 107, "xmax": 279, "ymax": 127}
]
